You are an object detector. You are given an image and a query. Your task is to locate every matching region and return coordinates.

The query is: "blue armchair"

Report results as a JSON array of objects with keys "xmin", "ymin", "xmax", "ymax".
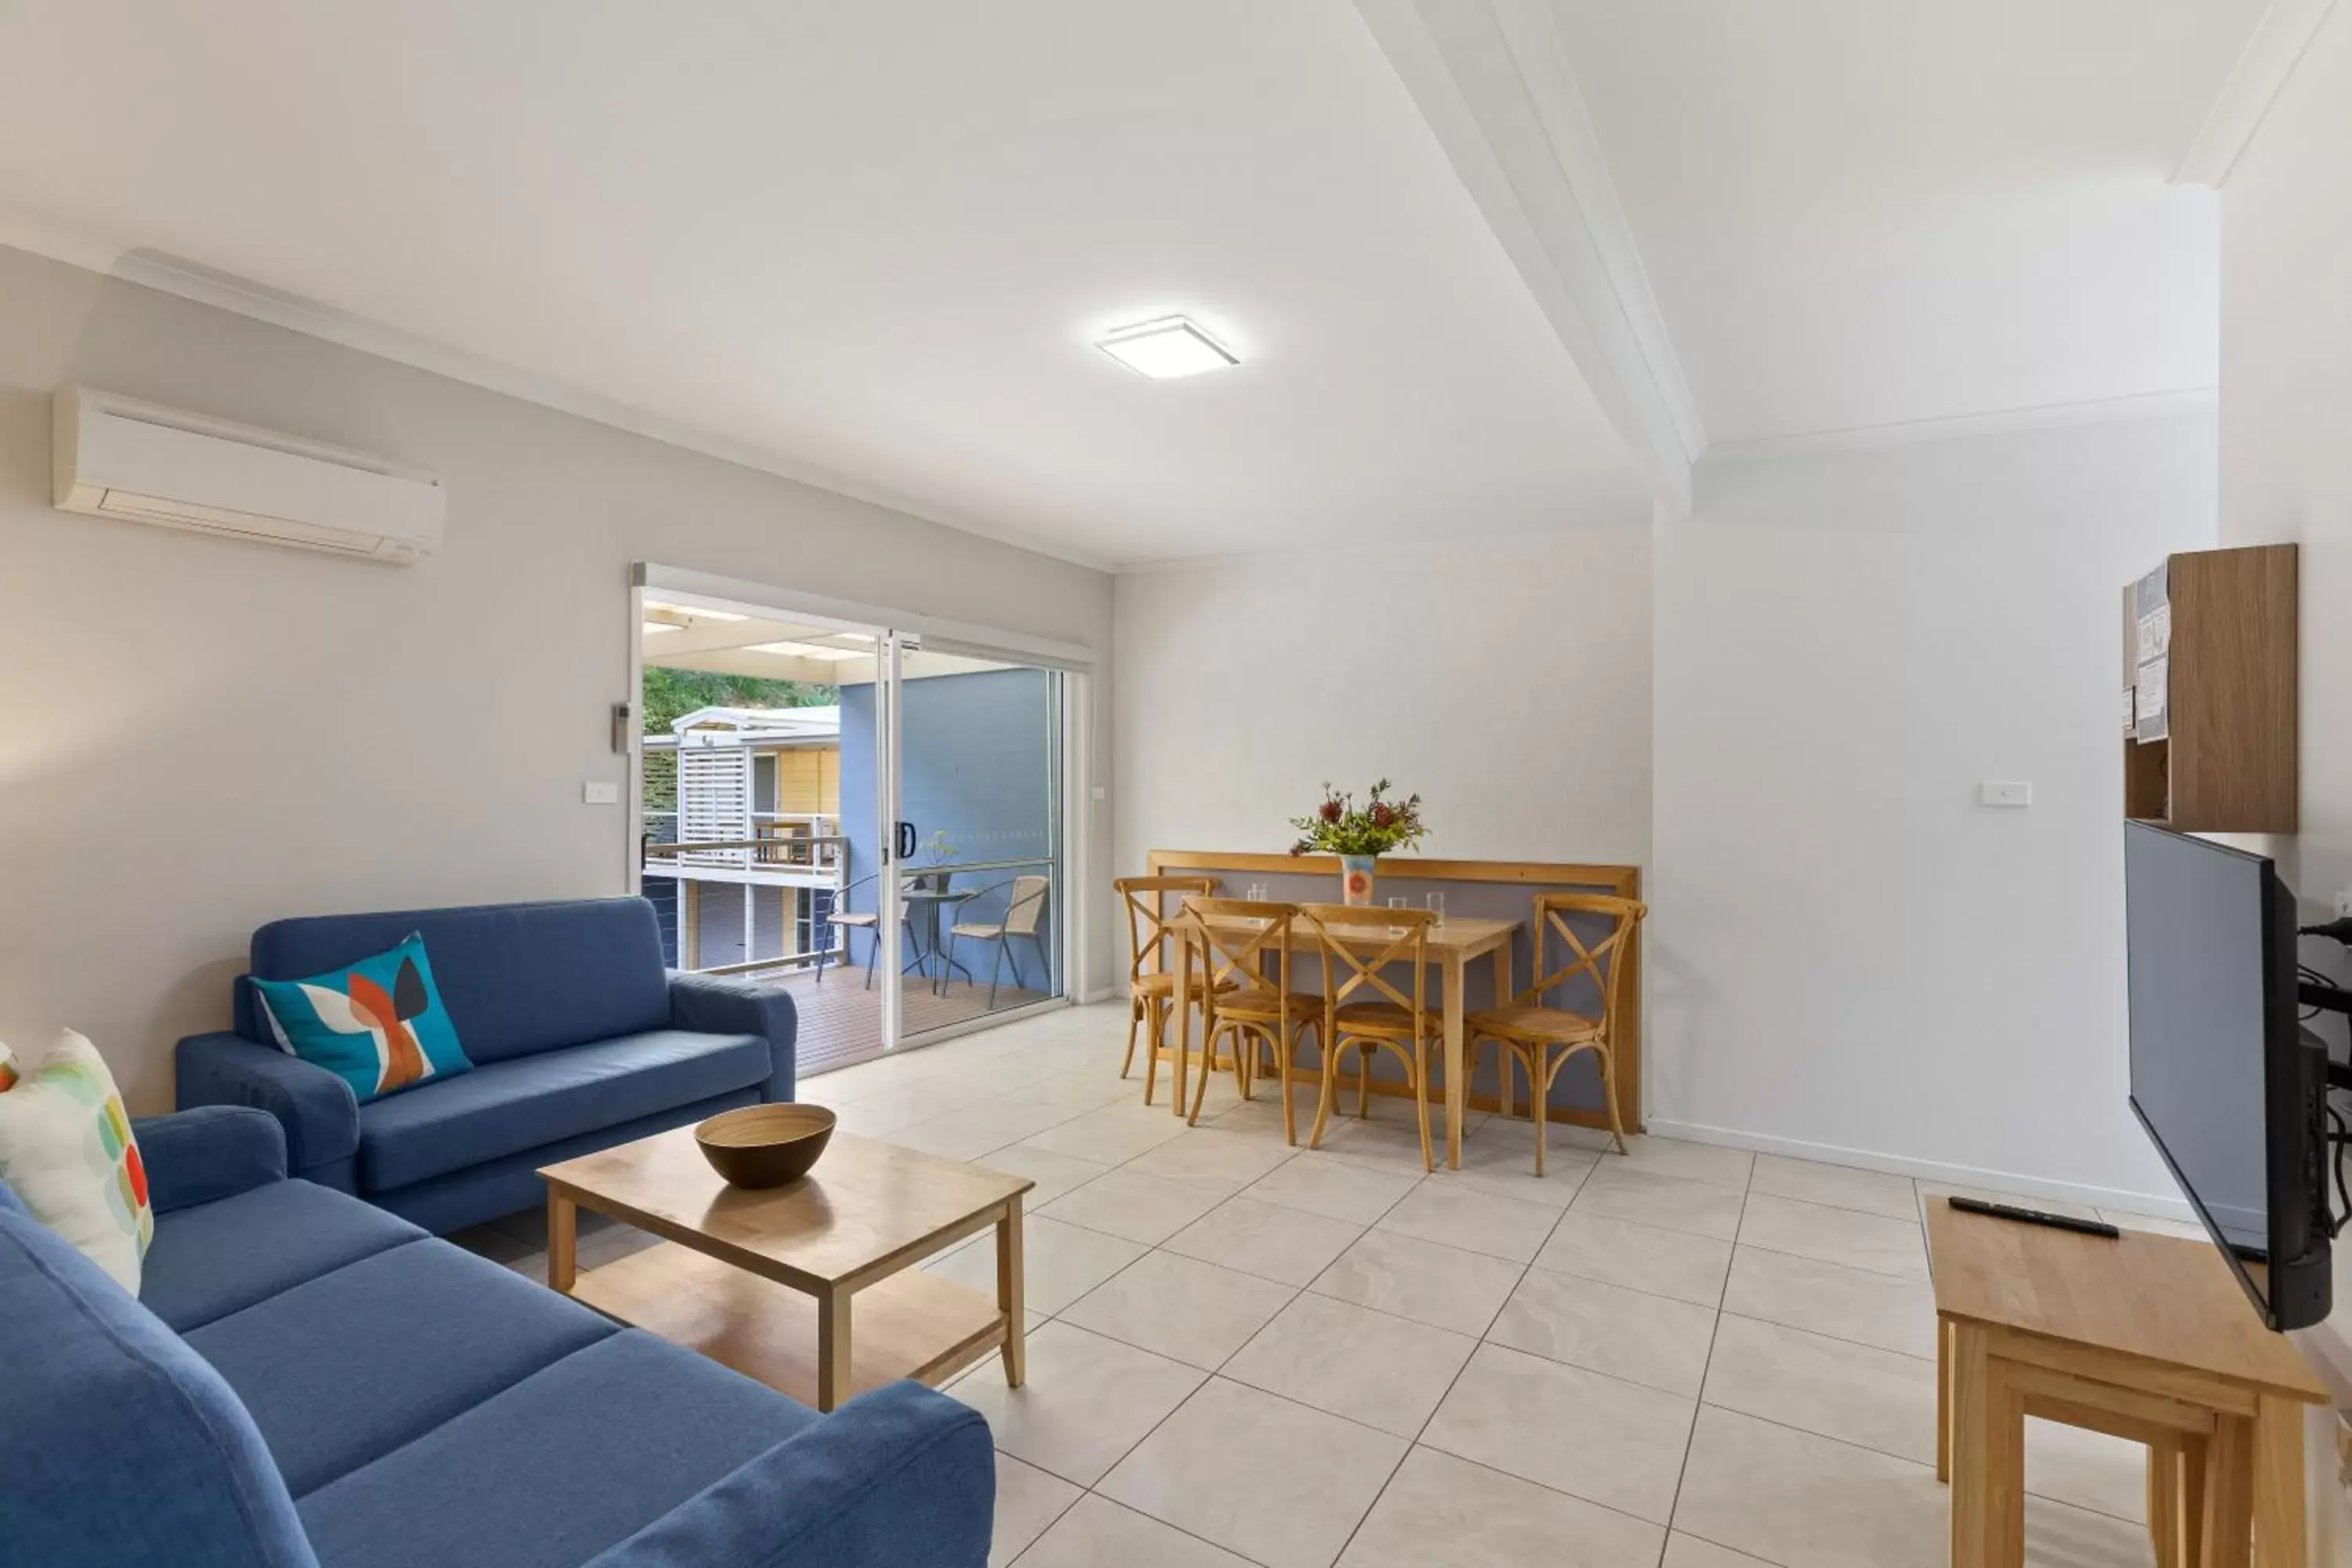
[{"xmin": 176, "ymin": 898, "xmax": 797, "ymax": 1233}]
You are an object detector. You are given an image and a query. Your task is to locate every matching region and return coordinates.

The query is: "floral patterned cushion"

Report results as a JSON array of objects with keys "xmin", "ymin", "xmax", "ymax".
[{"xmin": 0, "ymin": 1030, "xmax": 152, "ymax": 1293}]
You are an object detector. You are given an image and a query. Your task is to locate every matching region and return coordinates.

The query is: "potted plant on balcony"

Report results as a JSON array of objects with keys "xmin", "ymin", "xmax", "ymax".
[{"xmin": 1287, "ymin": 780, "xmax": 1428, "ymax": 905}]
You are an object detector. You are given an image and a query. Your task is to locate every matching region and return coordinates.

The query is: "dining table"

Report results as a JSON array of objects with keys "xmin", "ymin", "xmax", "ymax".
[{"xmin": 1171, "ymin": 909, "xmax": 1520, "ymax": 1170}]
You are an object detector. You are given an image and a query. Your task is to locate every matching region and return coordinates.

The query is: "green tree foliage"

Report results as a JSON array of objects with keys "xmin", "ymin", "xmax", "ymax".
[
  {"xmin": 640, "ymin": 666, "xmax": 829, "ymax": 735},
  {"xmin": 638, "ymin": 667, "xmax": 829, "ymax": 815}
]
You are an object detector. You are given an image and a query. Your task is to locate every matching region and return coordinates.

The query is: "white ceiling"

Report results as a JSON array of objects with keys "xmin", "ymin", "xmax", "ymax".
[
  {"xmin": 1544, "ymin": 0, "xmax": 2265, "ymax": 447},
  {"xmin": 0, "ymin": 2, "xmax": 2278, "ymax": 562},
  {"xmin": 0, "ymin": 0, "xmax": 1648, "ymax": 569}
]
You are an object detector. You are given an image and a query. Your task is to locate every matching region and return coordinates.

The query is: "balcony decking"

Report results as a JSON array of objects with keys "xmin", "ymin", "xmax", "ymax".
[{"xmin": 743, "ymin": 964, "xmax": 1051, "ymax": 1070}]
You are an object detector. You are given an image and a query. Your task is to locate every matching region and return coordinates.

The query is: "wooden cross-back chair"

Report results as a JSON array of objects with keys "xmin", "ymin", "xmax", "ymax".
[
  {"xmin": 1298, "ymin": 902, "xmax": 1442, "ymax": 1172},
  {"xmin": 1112, "ymin": 875, "xmax": 1224, "ymax": 1104},
  {"xmin": 1170, "ymin": 898, "xmax": 1323, "ymax": 1141},
  {"xmin": 1467, "ymin": 892, "xmax": 1646, "ymax": 1174}
]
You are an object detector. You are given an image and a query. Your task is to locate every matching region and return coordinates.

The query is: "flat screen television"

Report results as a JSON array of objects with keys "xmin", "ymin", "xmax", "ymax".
[{"xmin": 2125, "ymin": 821, "xmax": 2330, "ymax": 1330}]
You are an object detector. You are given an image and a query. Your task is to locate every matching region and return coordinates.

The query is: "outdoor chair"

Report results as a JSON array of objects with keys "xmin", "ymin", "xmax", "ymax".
[{"xmin": 943, "ymin": 874, "xmax": 1051, "ymax": 1006}]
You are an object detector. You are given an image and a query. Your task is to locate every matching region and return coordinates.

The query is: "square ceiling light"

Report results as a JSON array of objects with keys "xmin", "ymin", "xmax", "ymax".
[{"xmin": 1095, "ymin": 316, "xmax": 1239, "ymax": 379}]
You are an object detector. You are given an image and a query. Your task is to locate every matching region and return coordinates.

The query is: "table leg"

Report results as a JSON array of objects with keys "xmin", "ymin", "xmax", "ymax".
[
  {"xmin": 818, "ymin": 1285, "xmax": 853, "ymax": 1413},
  {"xmin": 997, "ymin": 1198, "xmax": 1026, "ymax": 1388},
  {"xmin": 547, "ymin": 1190, "xmax": 577, "ymax": 1293},
  {"xmin": 2180, "ymin": 1434, "xmax": 2209, "ymax": 1566},
  {"xmin": 1949, "ymin": 1323, "xmax": 2024, "ymax": 1568},
  {"xmin": 2201, "ymin": 1414, "xmax": 2254, "ymax": 1568},
  {"xmin": 1936, "ymin": 1314, "xmax": 1951, "ymax": 1483},
  {"xmin": 1443, "ymin": 949, "xmax": 1466, "ymax": 1170},
  {"xmin": 1491, "ymin": 941, "xmax": 1517, "ymax": 1118},
  {"xmin": 2249, "ymin": 1394, "xmax": 2305, "ymax": 1568},
  {"xmin": 2148, "ymin": 1435, "xmax": 2185, "ymax": 1568}
]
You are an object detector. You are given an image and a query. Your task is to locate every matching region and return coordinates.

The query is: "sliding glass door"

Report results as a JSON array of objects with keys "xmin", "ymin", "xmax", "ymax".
[
  {"xmin": 635, "ymin": 578, "xmax": 1073, "ymax": 1073},
  {"xmin": 883, "ymin": 636, "xmax": 1065, "ymax": 1045}
]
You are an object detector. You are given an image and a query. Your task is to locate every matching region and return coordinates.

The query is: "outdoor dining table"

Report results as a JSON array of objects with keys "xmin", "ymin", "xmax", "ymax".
[
  {"xmin": 900, "ymin": 880, "xmax": 977, "ymax": 983},
  {"xmin": 1174, "ymin": 910, "xmax": 1520, "ymax": 1170}
]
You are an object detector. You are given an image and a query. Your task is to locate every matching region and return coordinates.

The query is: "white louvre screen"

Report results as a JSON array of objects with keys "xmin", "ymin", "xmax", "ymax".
[{"xmin": 679, "ymin": 747, "xmax": 752, "ymax": 866}]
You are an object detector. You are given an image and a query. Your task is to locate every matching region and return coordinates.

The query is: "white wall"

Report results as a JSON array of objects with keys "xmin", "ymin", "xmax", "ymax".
[
  {"xmin": 0, "ymin": 244, "xmax": 1116, "ymax": 1111},
  {"xmin": 1111, "ymin": 527, "xmax": 1653, "ymax": 876},
  {"xmin": 1650, "ymin": 414, "xmax": 2218, "ymax": 1209},
  {"xmin": 2214, "ymin": 0, "xmax": 2352, "ymax": 1484}
]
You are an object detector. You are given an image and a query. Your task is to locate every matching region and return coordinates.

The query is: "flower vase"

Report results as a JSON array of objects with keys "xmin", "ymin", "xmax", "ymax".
[{"xmin": 1339, "ymin": 855, "xmax": 1378, "ymax": 906}]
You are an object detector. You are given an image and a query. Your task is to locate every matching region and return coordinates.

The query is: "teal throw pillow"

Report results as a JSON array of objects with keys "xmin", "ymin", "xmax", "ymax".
[{"xmin": 251, "ymin": 933, "xmax": 472, "ymax": 1104}]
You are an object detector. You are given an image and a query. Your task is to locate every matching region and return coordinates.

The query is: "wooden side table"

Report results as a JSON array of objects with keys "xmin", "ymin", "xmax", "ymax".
[{"xmin": 1927, "ymin": 1202, "xmax": 2328, "ymax": 1567}]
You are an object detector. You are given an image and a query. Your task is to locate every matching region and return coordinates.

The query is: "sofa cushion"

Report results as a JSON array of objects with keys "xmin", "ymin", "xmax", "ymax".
[
  {"xmin": 244, "ymin": 899, "xmax": 673, "ymax": 1065},
  {"xmin": 353, "ymin": 1029, "xmax": 768, "ymax": 1193},
  {"xmin": 251, "ymin": 933, "xmax": 474, "ymax": 1105},
  {"xmin": 296, "ymin": 1330, "xmax": 817, "ymax": 1568},
  {"xmin": 367, "ymin": 1088, "xmax": 759, "ymax": 1236},
  {"xmin": 0, "ymin": 1190, "xmax": 319, "ymax": 1568},
  {"xmin": 141, "ymin": 1178, "xmax": 425, "ymax": 1333},
  {"xmin": 187, "ymin": 1238, "xmax": 618, "ymax": 1497}
]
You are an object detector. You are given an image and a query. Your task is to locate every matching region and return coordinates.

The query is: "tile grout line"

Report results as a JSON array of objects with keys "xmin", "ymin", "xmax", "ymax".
[{"xmin": 1645, "ymin": 1158, "xmax": 1751, "ymax": 1549}]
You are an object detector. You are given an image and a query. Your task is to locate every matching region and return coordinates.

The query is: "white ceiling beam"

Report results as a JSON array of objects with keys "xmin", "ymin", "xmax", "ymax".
[
  {"xmin": 1356, "ymin": 0, "xmax": 1704, "ymax": 513},
  {"xmin": 2173, "ymin": 0, "xmax": 2339, "ymax": 187}
]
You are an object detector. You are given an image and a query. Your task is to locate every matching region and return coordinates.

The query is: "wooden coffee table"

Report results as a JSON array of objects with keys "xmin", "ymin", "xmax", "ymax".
[{"xmin": 540, "ymin": 1126, "xmax": 1032, "ymax": 1412}]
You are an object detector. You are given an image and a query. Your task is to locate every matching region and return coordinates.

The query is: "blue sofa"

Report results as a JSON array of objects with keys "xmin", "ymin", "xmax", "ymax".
[
  {"xmin": 175, "ymin": 898, "xmax": 797, "ymax": 1234},
  {"xmin": 0, "ymin": 1107, "xmax": 993, "ymax": 1568}
]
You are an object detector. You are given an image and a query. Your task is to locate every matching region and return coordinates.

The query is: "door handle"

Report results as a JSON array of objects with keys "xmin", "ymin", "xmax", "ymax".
[{"xmin": 897, "ymin": 822, "xmax": 916, "ymax": 860}]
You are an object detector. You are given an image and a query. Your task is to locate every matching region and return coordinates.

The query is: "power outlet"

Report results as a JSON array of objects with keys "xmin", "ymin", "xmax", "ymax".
[{"xmin": 583, "ymin": 781, "xmax": 619, "ymax": 806}]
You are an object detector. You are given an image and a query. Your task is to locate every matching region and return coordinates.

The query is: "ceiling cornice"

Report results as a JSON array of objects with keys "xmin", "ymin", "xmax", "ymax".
[
  {"xmin": 0, "ymin": 216, "xmax": 1118, "ymax": 575},
  {"xmin": 2173, "ymin": 0, "xmax": 2339, "ymax": 187},
  {"xmin": 1356, "ymin": 0, "xmax": 1704, "ymax": 514},
  {"xmin": 1701, "ymin": 387, "xmax": 2219, "ymax": 466}
]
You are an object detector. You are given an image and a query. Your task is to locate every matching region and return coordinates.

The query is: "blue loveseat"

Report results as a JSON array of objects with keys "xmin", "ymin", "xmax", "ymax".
[
  {"xmin": 0, "ymin": 1107, "xmax": 993, "ymax": 1568},
  {"xmin": 175, "ymin": 898, "xmax": 796, "ymax": 1234}
]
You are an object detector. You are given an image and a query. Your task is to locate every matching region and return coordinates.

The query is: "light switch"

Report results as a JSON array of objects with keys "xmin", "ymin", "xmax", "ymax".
[
  {"xmin": 583, "ymin": 781, "xmax": 620, "ymax": 805},
  {"xmin": 1091, "ymin": 786, "xmax": 1107, "ymax": 801},
  {"xmin": 1979, "ymin": 780, "xmax": 2032, "ymax": 808}
]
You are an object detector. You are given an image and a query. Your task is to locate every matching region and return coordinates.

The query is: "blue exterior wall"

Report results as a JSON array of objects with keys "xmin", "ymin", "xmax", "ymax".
[{"xmin": 839, "ymin": 666, "xmax": 1061, "ymax": 993}]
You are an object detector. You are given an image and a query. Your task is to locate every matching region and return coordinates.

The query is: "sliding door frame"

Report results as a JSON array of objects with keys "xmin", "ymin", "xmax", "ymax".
[{"xmin": 630, "ymin": 563, "xmax": 1095, "ymax": 1058}]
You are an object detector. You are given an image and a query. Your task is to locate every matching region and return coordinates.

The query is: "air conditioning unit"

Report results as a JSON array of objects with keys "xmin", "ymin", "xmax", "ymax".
[{"xmin": 51, "ymin": 387, "xmax": 445, "ymax": 563}]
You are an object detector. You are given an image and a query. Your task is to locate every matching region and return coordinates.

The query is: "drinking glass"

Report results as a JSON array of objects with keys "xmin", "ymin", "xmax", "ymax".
[
  {"xmin": 1426, "ymin": 891, "xmax": 1446, "ymax": 925},
  {"xmin": 1386, "ymin": 896, "xmax": 1409, "ymax": 909}
]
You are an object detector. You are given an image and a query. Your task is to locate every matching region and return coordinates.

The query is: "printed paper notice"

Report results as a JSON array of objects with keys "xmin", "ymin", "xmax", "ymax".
[
  {"xmin": 2136, "ymin": 602, "xmax": 2172, "ymax": 666},
  {"xmin": 2135, "ymin": 656, "xmax": 2169, "ymax": 742}
]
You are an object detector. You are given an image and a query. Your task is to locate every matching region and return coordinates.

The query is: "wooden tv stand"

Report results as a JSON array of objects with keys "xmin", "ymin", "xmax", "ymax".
[{"xmin": 1927, "ymin": 1200, "xmax": 2328, "ymax": 1567}]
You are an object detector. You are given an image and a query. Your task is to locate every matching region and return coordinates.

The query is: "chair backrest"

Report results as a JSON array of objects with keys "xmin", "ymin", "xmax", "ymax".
[
  {"xmin": 1114, "ymin": 877, "xmax": 1218, "ymax": 988},
  {"xmin": 1298, "ymin": 902, "xmax": 1433, "ymax": 1021},
  {"xmin": 1176, "ymin": 897, "xmax": 1298, "ymax": 998},
  {"xmin": 1526, "ymin": 892, "xmax": 1646, "ymax": 1036},
  {"xmin": 1003, "ymin": 875, "xmax": 1051, "ymax": 936}
]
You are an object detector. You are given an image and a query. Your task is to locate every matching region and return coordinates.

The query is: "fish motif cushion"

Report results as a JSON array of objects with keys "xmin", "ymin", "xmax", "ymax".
[
  {"xmin": 251, "ymin": 931, "xmax": 472, "ymax": 1104},
  {"xmin": 0, "ymin": 1030, "xmax": 153, "ymax": 1294}
]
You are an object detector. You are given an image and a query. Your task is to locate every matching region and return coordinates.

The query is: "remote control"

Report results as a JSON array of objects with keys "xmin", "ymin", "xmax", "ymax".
[{"xmin": 1947, "ymin": 1196, "xmax": 2121, "ymax": 1239}]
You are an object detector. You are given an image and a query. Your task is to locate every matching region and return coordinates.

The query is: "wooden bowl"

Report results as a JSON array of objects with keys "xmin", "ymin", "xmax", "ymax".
[{"xmin": 695, "ymin": 1104, "xmax": 837, "ymax": 1189}]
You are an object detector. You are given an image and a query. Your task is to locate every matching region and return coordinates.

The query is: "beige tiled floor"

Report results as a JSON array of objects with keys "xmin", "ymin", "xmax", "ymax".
[{"xmin": 457, "ymin": 1001, "xmax": 2172, "ymax": 1568}]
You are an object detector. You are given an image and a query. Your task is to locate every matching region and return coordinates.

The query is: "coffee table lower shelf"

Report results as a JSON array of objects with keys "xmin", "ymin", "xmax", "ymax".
[{"xmin": 566, "ymin": 1240, "xmax": 1008, "ymax": 1410}]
